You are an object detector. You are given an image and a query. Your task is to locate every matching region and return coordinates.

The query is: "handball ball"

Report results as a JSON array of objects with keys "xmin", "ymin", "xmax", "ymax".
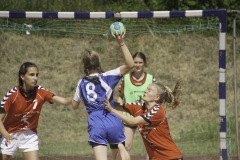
[{"xmin": 109, "ymin": 22, "xmax": 126, "ymax": 36}]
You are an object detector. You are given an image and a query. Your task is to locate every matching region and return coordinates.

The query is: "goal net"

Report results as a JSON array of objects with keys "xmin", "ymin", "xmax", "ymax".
[{"xmin": 0, "ymin": 10, "xmax": 231, "ymax": 160}]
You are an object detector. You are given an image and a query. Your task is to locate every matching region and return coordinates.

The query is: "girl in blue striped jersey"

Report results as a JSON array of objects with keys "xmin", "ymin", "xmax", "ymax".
[{"xmin": 72, "ymin": 33, "xmax": 134, "ymax": 160}]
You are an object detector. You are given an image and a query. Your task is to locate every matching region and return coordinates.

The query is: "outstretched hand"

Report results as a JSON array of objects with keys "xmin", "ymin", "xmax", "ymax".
[
  {"xmin": 111, "ymin": 31, "xmax": 125, "ymax": 46},
  {"xmin": 104, "ymin": 98, "xmax": 113, "ymax": 112}
]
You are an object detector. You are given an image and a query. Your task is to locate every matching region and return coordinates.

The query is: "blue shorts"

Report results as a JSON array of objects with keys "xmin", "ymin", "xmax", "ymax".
[{"xmin": 88, "ymin": 111, "xmax": 125, "ymax": 145}]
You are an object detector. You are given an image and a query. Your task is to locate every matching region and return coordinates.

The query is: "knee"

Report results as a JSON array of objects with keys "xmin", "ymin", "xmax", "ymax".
[{"xmin": 124, "ymin": 142, "xmax": 132, "ymax": 151}]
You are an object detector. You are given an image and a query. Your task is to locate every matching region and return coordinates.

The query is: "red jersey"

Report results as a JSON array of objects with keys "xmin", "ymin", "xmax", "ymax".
[
  {"xmin": 0, "ymin": 86, "xmax": 54, "ymax": 133},
  {"xmin": 124, "ymin": 103, "xmax": 182, "ymax": 160}
]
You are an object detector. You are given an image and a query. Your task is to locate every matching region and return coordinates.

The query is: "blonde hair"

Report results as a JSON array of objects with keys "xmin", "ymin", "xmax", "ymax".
[{"xmin": 153, "ymin": 79, "xmax": 183, "ymax": 109}]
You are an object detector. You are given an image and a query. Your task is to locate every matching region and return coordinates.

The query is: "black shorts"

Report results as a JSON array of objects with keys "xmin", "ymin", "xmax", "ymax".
[
  {"xmin": 89, "ymin": 141, "xmax": 125, "ymax": 149},
  {"xmin": 171, "ymin": 158, "xmax": 183, "ymax": 160}
]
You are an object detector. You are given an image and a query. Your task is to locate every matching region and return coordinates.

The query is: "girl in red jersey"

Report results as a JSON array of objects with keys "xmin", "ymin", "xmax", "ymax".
[
  {"xmin": 117, "ymin": 52, "xmax": 157, "ymax": 160},
  {"xmin": 105, "ymin": 80, "xmax": 183, "ymax": 160},
  {"xmin": 0, "ymin": 62, "xmax": 73, "ymax": 160}
]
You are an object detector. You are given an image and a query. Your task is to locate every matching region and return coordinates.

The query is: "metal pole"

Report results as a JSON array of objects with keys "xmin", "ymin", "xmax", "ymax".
[
  {"xmin": 229, "ymin": 10, "xmax": 240, "ymax": 160},
  {"xmin": 232, "ymin": 13, "xmax": 240, "ymax": 160},
  {"xmin": 227, "ymin": 10, "xmax": 240, "ymax": 160}
]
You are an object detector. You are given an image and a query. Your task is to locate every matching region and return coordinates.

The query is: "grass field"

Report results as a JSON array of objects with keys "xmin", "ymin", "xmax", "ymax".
[{"xmin": 0, "ymin": 25, "xmax": 239, "ymax": 159}]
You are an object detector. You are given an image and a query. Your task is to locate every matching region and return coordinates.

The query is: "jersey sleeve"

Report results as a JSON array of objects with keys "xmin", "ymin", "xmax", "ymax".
[
  {"xmin": 73, "ymin": 79, "xmax": 83, "ymax": 102},
  {"xmin": 38, "ymin": 86, "xmax": 55, "ymax": 103},
  {"xmin": 123, "ymin": 103, "xmax": 142, "ymax": 117},
  {"xmin": 102, "ymin": 67, "xmax": 122, "ymax": 89},
  {"xmin": 140, "ymin": 105, "xmax": 166, "ymax": 125},
  {"xmin": 104, "ymin": 67, "xmax": 121, "ymax": 76},
  {"xmin": 0, "ymin": 87, "xmax": 17, "ymax": 112},
  {"xmin": 45, "ymin": 91, "xmax": 55, "ymax": 102}
]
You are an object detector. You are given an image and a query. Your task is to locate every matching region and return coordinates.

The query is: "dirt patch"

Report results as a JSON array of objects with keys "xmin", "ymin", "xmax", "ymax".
[{"xmin": 11, "ymin": 155, "xmax": 238, "ymax": 160}]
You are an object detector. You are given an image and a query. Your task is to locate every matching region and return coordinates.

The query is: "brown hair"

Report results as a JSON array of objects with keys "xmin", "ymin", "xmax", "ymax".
[
  {"xmin": 18, "ymin": 62, "xmax": 38, "ymax": 87},
  {"xmin": 132, "ymin": 52, "xmax": 147, "ymax": 66},
  {"xmin": 153, "ymin": 79, "xmax": 183, "ymax": 109},
  {"xmin": 81, "ymin": 49, "xmax": 104, "ymax": 80},
  {"xmin": 18, "ymin": 62, "xmax": 38, "ymax": 97}
]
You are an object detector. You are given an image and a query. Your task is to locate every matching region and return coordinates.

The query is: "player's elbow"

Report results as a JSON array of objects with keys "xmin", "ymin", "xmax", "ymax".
[
  {"xmin": 125, "ymin": 64, "xmax": 135, "ymax": 73},
  {"xmin": 72, "ymin": 106, "xmax": 78, "ymax": 110},
  {"xmin": 71, "ymin": 103, "xmax": 78, "ymax": 110},
  {"xmin": 71, "ymin": 100, "xmax": 79, "ymax": 110},
  {"xmin": 128, "ymin": 63, "xmax": 135, "ymax": 70}
]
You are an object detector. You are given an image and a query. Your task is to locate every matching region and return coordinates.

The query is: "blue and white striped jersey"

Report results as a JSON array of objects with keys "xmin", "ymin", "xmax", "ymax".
[{"xmin": 74, "ymin": 67, "xmax": 122, "ymax": 114}]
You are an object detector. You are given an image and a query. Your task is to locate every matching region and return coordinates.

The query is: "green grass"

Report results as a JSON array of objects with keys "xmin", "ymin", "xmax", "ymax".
[{"xmin": 0, "ymin": 21, "xmax": 239, "ymax": 159}]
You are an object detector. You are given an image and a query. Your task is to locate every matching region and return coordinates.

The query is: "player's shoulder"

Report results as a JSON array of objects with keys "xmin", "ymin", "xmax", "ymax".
[
  {"xmin": 142, "ymin": 104, "xmax": 162, "ymax": 119},
  {"xmin": 146, "ymin": 73, "xmax": 154, "ymax": 77},
  {"xmin": 146, "ymin": 73, "xmax": 157, "ymax": 82},
  {"xmin": 0, "ymin": 86, "xmax": 18, "ymax": 106},
  {"xmin": 9, "ymin": 86, "xmax": 18, "ymax": 92},
  {"xmin": 125, "ymin": 102, "xmax": 142, "ymax": 107},
  {"xmin": 4, "ymin": 86, "xmax": 18, "ymax": 97},
  {"xmin": 102, "ymin": 67, "xmax": 121, "ymax": 76},
  {"xmin": 35, "ymin": 85, "xmax": 53, "ymax": 93}
]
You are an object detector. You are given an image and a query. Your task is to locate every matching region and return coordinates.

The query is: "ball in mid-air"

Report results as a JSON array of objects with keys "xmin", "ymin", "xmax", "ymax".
[{"xmin": 109, "ymin": 22, "xmax": 126, "ymax": 36}]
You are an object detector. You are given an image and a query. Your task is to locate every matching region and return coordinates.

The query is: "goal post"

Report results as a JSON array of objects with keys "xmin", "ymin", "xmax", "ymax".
[{"xmin": 0, "ymin": 9, "xmax": 228, "ymax": 160}]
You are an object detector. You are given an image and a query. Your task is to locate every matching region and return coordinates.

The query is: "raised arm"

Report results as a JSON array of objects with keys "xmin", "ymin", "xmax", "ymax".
[{"xmin": 112, "ymin": 33, "xmax": 134, "ymax": 76}]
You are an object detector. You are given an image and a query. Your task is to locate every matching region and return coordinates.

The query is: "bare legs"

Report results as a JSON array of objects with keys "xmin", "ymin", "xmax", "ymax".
[
  {"xmin": 93, "ymin": 144, "xmax": 129, "ymax": 160},
  {"xmin": 123, "ymin": 126, "xmax": 136, "ymax": 159},
  {"xmin": 22, "ymin": 150, "xmax": 39, "ymax": 160},
  {"xmin": 0, "ymin": 154, "xmax": 12, "ymax": 160},
  {"xmin": 0, "ymin": 150, "xmax": 39, "ymax": 160},
  {"xmin": 116, "ymin": 143, "xmax": 129, "ymax": 160},
  {"xmin": 92, "ymin": 145, "xmax": 108, "ymax": 160}
]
